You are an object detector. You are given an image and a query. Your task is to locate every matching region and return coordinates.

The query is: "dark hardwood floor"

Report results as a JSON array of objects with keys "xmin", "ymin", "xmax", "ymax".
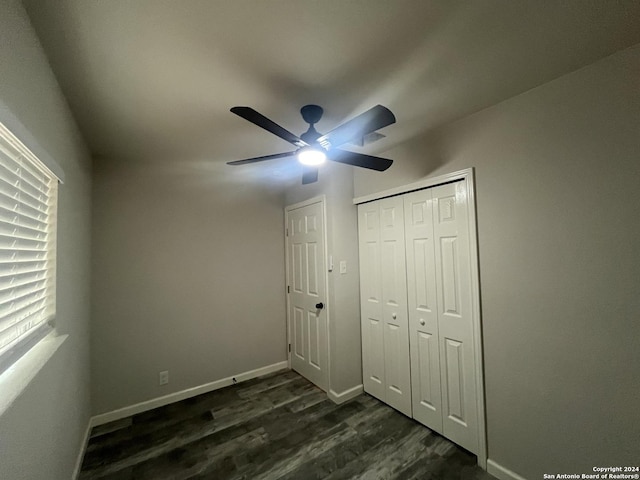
[{"xmin": 80, "ymin": 370, "xmax": 495, "ymax": 480}]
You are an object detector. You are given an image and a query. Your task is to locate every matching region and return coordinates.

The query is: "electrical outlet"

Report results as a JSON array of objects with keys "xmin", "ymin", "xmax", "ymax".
[
  {"xmin": 339, "ymin": 260, "xmax": 347, "ymax": 274},
  {"xmin": 159, "ymin": 370, "xmax": 169, "ymax": 386}
]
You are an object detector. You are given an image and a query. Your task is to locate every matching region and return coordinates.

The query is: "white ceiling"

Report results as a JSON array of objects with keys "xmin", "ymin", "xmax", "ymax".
[{"xmin": 24, "ymin": 0, "xmax": 640, "ymax": 181}]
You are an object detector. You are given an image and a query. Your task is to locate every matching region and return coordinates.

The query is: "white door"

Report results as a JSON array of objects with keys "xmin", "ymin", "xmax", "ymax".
[
  {"xmin": 286, "ymin": 200, "xmax": 328, "ymax": 391},
  {"xmin": 379, "ymin": 196, "xmax": 412, "ymax": 416},
  {"xmin": 404, "ymin": 189, "xmax": 443, "ymax": 433},
  {"xmin": 358, "ymin": 197, "xmax": 411, "ymax": 416},
  {"xmin": 358, "ymin": 201, "xmax": 386, "ymax": 401},
  {"xmin": 432, "ymin": 181, "xmax": 479, "ymax": 454}
]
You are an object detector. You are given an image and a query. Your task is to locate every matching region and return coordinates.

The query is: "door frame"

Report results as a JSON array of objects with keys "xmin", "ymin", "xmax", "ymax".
[
  {"xmin": 353, "ymin": 168, "xmax": 487, "ymax": 469},
  {"xmin": 284, "ymin": 195, "xmax": 331, "ymax": 392}
]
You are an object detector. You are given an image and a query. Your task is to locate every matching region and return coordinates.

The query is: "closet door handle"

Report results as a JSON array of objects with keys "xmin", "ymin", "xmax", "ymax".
[
  {"xmin": 392, "ymin": 313, "xmax": 397, "ymax": 320},
  {"xmin": 419, "ymin": 319, "xmax": 426, "ymax": 326},
  {"xmin": 315, "ymin": 302, "xmax": 324, "ymax": 310}
]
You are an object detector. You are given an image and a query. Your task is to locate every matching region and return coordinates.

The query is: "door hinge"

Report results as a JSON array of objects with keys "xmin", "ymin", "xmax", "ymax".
[
  {"xmin": 288, "ymin": 343, "xmax": 291, "ymax": 353},
  {"xmin": 286, "ymin": 228, "xmax": 289, "ymax": 237},
  {"xmin": 287, "ymin": 285, "xmax": 290, "ymax": 294}
]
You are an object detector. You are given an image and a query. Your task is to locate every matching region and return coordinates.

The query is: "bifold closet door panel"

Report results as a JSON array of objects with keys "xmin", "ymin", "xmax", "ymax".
[
  {"xmin": 358, "ymin": 201, "xmax": 386, "ymax": 401},
  {"xmin": 378, "ymin": 196, "xmax": 411, "ymax": 416},
  {"xmin": 404, "ymin": 189, "xmax": 443, "ymax": 433},
  {"xmin": 432, "ymin": 181, "xmax": 479, "ymax": 454}
]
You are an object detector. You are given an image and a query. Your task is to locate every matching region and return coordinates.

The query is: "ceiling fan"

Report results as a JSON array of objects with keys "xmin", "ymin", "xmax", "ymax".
[{"xmin": 227, "ymin": 104, "xmax": 396, "ymax": 184}]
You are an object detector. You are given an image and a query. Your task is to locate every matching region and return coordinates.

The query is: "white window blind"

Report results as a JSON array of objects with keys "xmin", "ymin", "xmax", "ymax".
[{"xmin": 0, "ymin": 121, "xmax": 58, "ymax": 367}]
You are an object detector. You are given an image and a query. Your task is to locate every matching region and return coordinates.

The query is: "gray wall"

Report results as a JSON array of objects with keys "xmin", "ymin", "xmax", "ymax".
[
  {"xmin": 91, "ymin": 159, "xmax": 287, "ymax": 414},
  {"xmin": 355, "ymin": 44, "xmax": 640, "ymax": 478},
  {"xmin": 0, "ymin": 1, "xmax": 93, "ymax": 479},
  {"xmin": 285, "ymin": 162, "xmax": 362, "ymax": 396}
]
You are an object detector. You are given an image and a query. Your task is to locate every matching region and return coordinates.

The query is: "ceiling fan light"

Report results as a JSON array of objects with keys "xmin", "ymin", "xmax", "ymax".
[{"xmin": 298, "ymin": 147, "xmax": 326, "ymax": 166}]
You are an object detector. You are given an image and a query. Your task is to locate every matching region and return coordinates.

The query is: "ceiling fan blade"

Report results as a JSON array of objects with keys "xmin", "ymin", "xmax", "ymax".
[
  {"xmin": 327, "ymin": 149, "xmax": 393, "ymax": 171},
  {"xmin": 231, "ymin": 107, "xmax": 308, "ymax": 148},
  {"xmin": 227, "ymin": 151, "xmax": 297, "ymax": 165},
  {"xmin": 316, "ymin": 105, "xmax": 396, "ymax": 149},
  {"xmin": 301, "ymin": 166, "xmax": 319, "ymax": 184}
]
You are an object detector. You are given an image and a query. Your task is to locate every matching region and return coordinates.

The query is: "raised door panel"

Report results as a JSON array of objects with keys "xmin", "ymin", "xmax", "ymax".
[
  {"xmin": 308, "ymin": 310, "xmax": 321, "ymax": 370},
  {"xmin": 306, "ymin": 242, "xmax": 319, "ymax": 297},
  {"xmin": 404, "ymin": 190, "xmax": 443, "ymax": 432},
  {"xmin": 364, "ymin": 317, "xmax": 385, "ymax": 393},
  {"xmin": 432, "ymin": 181, "xmax": 478, "ymax": 454},
  {"xmin": 358, "ymin": 202, "xmax": 385, "ymax": 400},
  {"xmin": 379, "ymin": 196, "xmax": 411, "ymax": 416},
  {"xmin": 443, "ymin": 338, "xmax": 465, "ymax": 424},
  {"xmin": 293, "ymin": 306, "xmax": 306, "ymax": 361},
  {"xmin": 416, "ymin": 332, "xmax": 440, "ymax": 410}
]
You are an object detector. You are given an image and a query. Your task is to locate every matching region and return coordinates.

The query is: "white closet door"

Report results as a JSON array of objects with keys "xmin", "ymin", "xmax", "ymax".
[
  {"xmin": 404, "ymin": 189, "xmax": 443, "ymax": 433},
  {"xmin": 358, "ymin": 201, "xmax": 385, "ymax": 400},
  {"xmin": 379, "ymin": 196, "xmax": 411, "ymax": 416},
  {"xmin": 432, "ymin": 181, "xmax": 479, "ymax": 454}
]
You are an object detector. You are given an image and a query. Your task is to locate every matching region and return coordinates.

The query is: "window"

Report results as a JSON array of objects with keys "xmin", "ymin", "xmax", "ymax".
[{"xmin": 0, "ymin": 121, "xmax": 58, "ymax": 373}]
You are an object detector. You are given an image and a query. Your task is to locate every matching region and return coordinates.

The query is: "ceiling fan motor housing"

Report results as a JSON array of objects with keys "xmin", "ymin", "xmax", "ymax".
[
  {"xmin": 300, "ymin": 104, "xmax": 323, "ymax": 125},
  {"xmin": 300, "ymin": 105, "xmax": 324, "ymax": 144}
]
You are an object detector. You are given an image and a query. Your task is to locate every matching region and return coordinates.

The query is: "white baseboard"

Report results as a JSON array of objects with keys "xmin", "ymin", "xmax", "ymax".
[
  {"xmin": 91, "ymin": 361, "xmax": 289, "ymax": 427},
  {"xmin": 72, "ymin": 418, "xmax": 92, "ymax": 480},
  {"xmin": 328, "ymin": 384, "xmax": 363, "ymax": 404},
  {"xmin": 487, "ymin": 459, "xmax": 528, "ymax": 480}
]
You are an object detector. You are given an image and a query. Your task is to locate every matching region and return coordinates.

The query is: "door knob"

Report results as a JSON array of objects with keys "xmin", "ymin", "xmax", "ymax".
[
  {"xmin": 315, "ymin": 302, "xmax": 324, "ymax": 310},
  {"xmin": 392, "ymin": 313, "xmax": 397, "ymax": 319},
  {"xmin": 419, "ymin": 319, "xmax": 426, "ymax": 326}
]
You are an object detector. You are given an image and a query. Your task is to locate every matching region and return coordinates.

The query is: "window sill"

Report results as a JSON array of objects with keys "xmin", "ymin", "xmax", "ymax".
[{"xmin": 0, "ymin": 331, "xmax": 67, "ymax": 417}]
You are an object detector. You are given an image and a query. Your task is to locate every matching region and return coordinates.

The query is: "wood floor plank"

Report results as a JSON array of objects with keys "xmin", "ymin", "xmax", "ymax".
[
  {"xmin": 235, "ymin": 370, "xmax": 300, "ymax": 399},
  {"xmin": 230, "ymin": 402, "xmax": 368, "ymax": 480},
  {"xmin": 133, "ymin": 427, "xmax": 268, "ymax": 480},
  {"xmin": 320, "ymin": 410, "xmax": 427, "ymax": 480},
  {"xmin": 79, "ymin": 369, "xmax": 495, "ymax": 480},
  {"xmin": 89, "ymin": 417, "xmax": 133, "ymax": 439},
  {"xmin": 275, "ymin": 406, "xmax": 407, "ymax": 480}
]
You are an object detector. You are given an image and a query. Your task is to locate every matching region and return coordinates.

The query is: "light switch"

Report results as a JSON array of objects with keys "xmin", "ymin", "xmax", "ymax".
[{"xmin": 339, "ymin": 260, "xmax": 347, "ymax": 274}]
